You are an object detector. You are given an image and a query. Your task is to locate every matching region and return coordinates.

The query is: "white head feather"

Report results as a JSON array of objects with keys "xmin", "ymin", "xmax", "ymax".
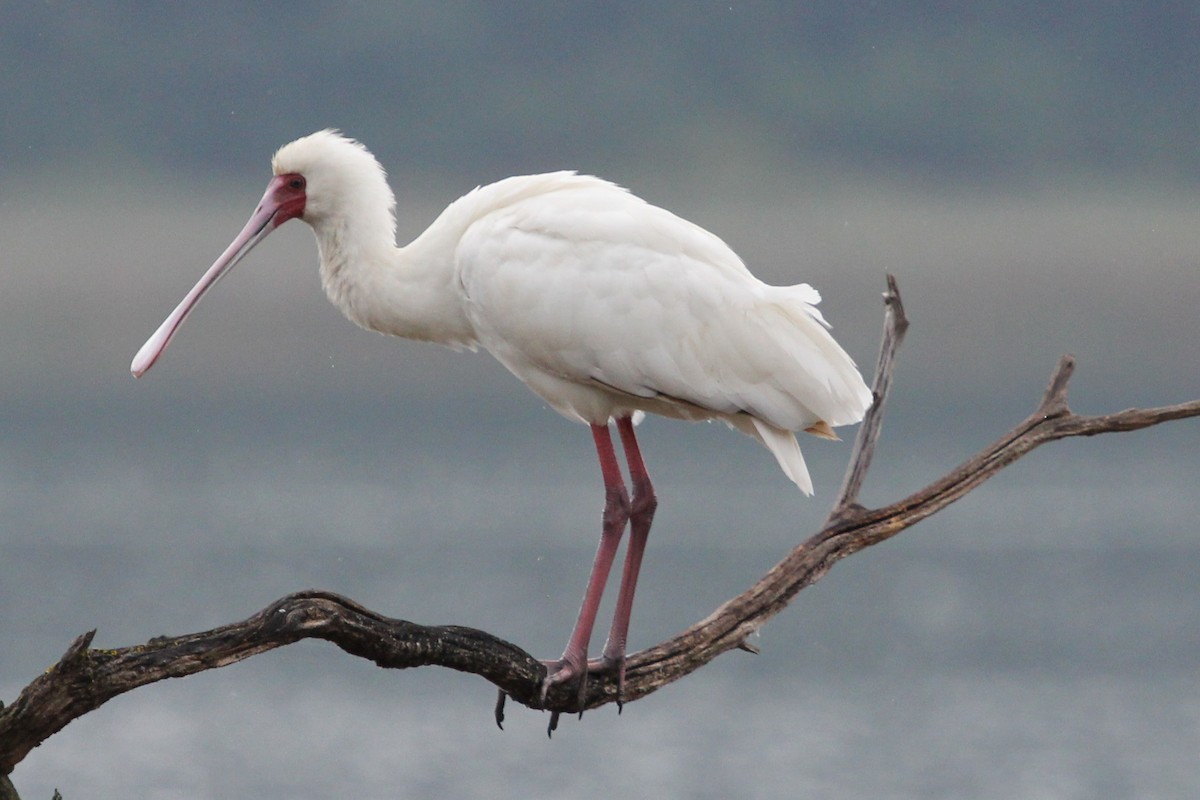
[{"xmin": 272, "ymin": 129, "xmax": 397, "ymax": 249}]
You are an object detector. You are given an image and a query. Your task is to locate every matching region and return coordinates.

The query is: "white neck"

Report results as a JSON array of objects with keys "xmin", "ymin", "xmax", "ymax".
[{"xmin": 310, "ymin": 204, "xmax": 477, "ymax": 350}]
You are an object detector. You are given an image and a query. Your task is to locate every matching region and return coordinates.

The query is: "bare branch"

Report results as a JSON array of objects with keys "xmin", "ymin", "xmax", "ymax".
[
  {"xmin": 3, "ymin": 275, "xmax": 1198, "ymax": 776},
  {"xmin": 0, "ymin": 592, "xmax": 545, "ymax": 772},
  {"xmin": 834, "ymin": 273, "xmax": 908, "ymax": 513}
]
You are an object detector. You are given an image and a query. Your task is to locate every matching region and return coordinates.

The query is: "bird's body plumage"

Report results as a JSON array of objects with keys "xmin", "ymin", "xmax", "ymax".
[
  {"xmin": 269, "ymin": 132, "xmax": 871, "ymax": 494},
  {"xmin": 134, "ymin": 130, "xmax": 872, "ymax": 712}
]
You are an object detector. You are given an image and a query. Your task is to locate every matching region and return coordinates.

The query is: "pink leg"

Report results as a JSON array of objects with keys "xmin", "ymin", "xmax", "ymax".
[
  {"xmin": 598, "ymin": 415, "xmax": 657, "ymax": 706},
  {"xmin": 541, "ymin": 422, "xmax": 630, "ymax": 705}
]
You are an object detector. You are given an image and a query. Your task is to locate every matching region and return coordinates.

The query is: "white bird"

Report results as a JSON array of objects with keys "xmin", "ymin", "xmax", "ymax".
[{"xmin": 131, "ymin": 130, "xmax": 872, "ymax": 706}]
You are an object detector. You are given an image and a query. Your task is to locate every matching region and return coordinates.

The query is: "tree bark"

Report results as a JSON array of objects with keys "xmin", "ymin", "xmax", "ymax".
[{"xmin": 2, "ymin": 275, "xmax": 1198, "ymax": 784}]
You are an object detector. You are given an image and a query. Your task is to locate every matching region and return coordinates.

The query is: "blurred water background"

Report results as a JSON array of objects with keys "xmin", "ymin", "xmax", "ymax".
[{"xmin": 2, "ymin": 5, "xmax": 1198, "ymax": 798}]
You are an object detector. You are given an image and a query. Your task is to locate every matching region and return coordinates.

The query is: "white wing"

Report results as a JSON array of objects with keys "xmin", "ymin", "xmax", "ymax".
[{"xmin": 455, "ymin": 174, "xmax": 871, "ymax": 492}]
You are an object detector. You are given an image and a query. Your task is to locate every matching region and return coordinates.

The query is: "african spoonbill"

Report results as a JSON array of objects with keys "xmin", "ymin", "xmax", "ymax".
[{"xmin": 131, "ymin": 130, "xmax": 872, "ymax": 708}]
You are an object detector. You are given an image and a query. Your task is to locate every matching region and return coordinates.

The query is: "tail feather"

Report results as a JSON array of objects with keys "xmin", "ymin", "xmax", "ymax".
[
  {"xmin": 804, "ymin": 420, "xmax": 840, "ymax": 441},
  {"xmin": 749, "ymin": 418, "xmax": 813, "ymax": 495}
]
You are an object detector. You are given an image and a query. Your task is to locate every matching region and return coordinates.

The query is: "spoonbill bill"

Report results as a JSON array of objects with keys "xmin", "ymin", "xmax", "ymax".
[{"xmin": 131, "ymin": 130, "xmax": 872, "ymax": 707}]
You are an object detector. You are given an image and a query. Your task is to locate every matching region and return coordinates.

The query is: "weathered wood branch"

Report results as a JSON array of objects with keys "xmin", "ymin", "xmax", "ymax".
[
  {"xmin": 0, "ymin": 590, "xmax": 546, "ymax": 772},
  {"xmin": 3, "ymin": 274, "xmax": 1198, "ymax": 778},
  {"xmin": 834, "ymin": 273, "xmax": 908, "ymax": 512}
]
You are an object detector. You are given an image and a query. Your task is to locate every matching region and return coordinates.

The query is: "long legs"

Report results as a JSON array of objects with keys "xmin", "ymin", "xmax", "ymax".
[
  {"xmin": 601, "ymin": 415, "xmax": 658, "ymax": 699},
  {"xmin": 541, "ymin": 415, "xmax": 658, "ymax": 709}
]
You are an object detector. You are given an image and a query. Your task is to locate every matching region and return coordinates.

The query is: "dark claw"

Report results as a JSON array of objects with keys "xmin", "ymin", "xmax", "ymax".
[
  {"xmin": 494, "ymin": 690, "xmax": 507, "ymax": 729},
  {"xmin": 613, "ymin": 657, "xmax": 627, "ymax": 711},
  {"xmin": 574, "ymin": 667, "xmax": 589, "ymax": 718}
]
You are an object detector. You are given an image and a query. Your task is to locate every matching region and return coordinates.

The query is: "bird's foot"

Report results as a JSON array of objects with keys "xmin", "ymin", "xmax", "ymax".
[
  {"xmin": 540, "ymin": 655, "xmax": 590, "ymax": 737},
  {"xmin": 540, "ymin": 656, "xmax": 590, "ymax": 713},
  {"xmin": 538, "ymin": 649, "xmax": 630, "ymax": 735},
  {"xmin": 540, "ymin": 652, "xmax": 627, "ymax": 706},
  {"xmin": 591, "ymin": 651, "xmax": 628, "ymax": 711}
]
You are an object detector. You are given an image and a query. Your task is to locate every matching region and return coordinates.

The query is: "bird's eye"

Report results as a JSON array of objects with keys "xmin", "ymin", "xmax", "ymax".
[{"xmin": 289, "ymin": 176, "xmax": 305, "ymax": 191}]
